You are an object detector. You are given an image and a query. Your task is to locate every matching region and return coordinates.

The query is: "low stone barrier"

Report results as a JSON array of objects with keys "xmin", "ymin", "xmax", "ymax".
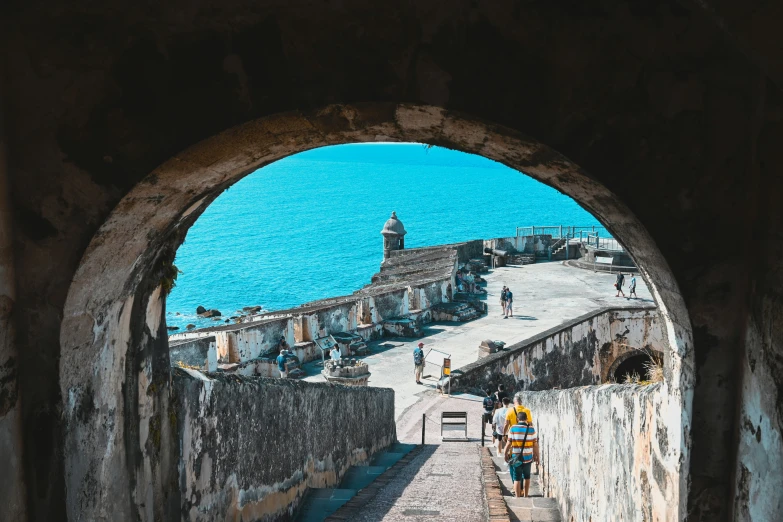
[
  {"xmin": 170, "ymin": 336, "xmax": 214, "ymax": 368},
  {"xmin": 454, "ymin": 306, "xmax": 662, "ymax": 393},
  {"xmin": 173, "ymin": 368, "xmax": 396, "ymax": 521},
  {"xmin": 388, "ymin": 239, "xmax": 483, "ymax": 263},
  {"xmin": 517, "ymin": 384, "xmax": 681, "ymax": 522},
  {"xmin": 169, "ymin": 279, "xmax": 450, "ymax": 371},
  {"xmin": 485, "ymin": 235, "xmax": 552, "ymax": 258}
]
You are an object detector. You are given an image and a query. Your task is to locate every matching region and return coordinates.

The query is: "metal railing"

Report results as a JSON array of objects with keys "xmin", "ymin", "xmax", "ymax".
[
  {"xmin": 516, "ymin": 225, "xmax": 610, "ymax": 239},
  {"xmin": 514, "ymin": 226, "xmax": 624, "ymax": 252},
  {"xmin": 584, "ymin": 232, "xmax": 623, "ymax": 251}
]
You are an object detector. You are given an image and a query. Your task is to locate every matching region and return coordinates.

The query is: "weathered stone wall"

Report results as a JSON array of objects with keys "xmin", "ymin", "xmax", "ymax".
[
  {"xmin": 314, "ymin": 302, "xmax": 357, "ymax": 337},
  {"xmin": 232, "ymin": 317, "xmax": 293, "ymax": 361},
  {"xmin": 0, "ymin": 112, "xmax": 26, "ymax": 521},
  {"xmin": 173, "ymin": 368, "xmax": 396, "ymax": 521},
  {"xmin": 731, "ymin": 85, "xmax": 783, "ymax": 521},
  {"xmin": 579, "ymin": 245, "xmax": 635, "ymax": 267},
  {"xmin": 372, "ymin": 289, "xmax": 409, "ymax": 321},
  {"xmin": 418, "ymin": 280, "xmax": 445, "ymax": 311},
  {"xmin": 169, "ymin": 337, "xmax": 214, "ymax": 369},
  {"xmin": 454, "ymin": 239, "xmax": 484, "ymax": 263},
  {"xmin": 518, "ymin": 385, "xmax": 680, "ymax": 522},
  {"xmin": 736, "ymin": 251, "xmax": 783, "ymax": 519},
  {"xmin": 169, "ymin": 278, "xmax": 452, "ymax": 369},
  {"xmin": 388, "ymin": 239, "xmax": 483, "ymax": 264},
  {"xmin": 171, "ymin": 317, "xmax": 294, "ymax": 363},
  {"xmin": 456, "ymin": 307, "xmax": 663, "ymax": 392},
  {"xmin": 486, "ymin": 236, "xmax": 552, "ymax": 257}
]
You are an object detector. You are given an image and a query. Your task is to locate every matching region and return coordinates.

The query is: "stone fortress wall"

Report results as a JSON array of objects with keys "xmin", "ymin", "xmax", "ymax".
[
  {"xmin": 449, "ymin": 302, "xmax": 680, "ymax": 521},
  {"xmin": 168, "ymin": 236, "xmax": 478, "ymax": 374},
  {"xmin": 173, "ymin": 368, "xmax": 396, "ymax": 521},
  {"xmin": 518, "ymin": 384, "xmax": 675, "ymax": 522},
  {"xmin": 485, "ymin": 235, "xmax": 553, "ymax": 260},
  {"xmin": 487, "ymin": 233, "xmax": 636, "ymax": 268},
  {"xmin": 455, "ymin": 306, "xmax": 664, "ymax": 392}
]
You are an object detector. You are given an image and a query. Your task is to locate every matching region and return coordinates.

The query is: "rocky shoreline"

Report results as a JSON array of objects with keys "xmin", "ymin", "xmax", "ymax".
[{"xmin": 166, "ymin": 303, "xmax": 266, "ymax": 332}]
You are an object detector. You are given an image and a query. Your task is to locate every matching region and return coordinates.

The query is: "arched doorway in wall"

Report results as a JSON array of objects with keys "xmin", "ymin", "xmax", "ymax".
[
  {"xmin": 609, "ymin": 349, "xmax": 666, "ymax": 384},
  {"xmin": 58, "ymin": 104, "xmax": 694, "ymax": 521},
  {"xmin": 164, "ymin": 141, "xmax": 621, "ymax": 334}
]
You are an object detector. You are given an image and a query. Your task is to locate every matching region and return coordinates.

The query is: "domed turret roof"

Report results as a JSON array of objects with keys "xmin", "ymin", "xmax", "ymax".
[{"xmin": 381, "ymin": 211, "xmax": 407, "ymax": 236}]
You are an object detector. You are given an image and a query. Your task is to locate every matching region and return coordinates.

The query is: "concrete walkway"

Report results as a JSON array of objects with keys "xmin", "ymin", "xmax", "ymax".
[
  {"xmin": 303, "ymin": 261, "xmax": 653, "ymax": 418},
  {"xmin": 333, "ymin": 391, "xmax": 490, "ymax": 522}
]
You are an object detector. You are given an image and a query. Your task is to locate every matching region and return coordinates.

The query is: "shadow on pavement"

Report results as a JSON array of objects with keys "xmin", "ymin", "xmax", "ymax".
[
  {"xmin": 422, "ymin": 327, "xmax": 447, "ymax": 334},
  {"xmin": 334, "ymin": 444, "xmax": 439, "ymax": 522}
]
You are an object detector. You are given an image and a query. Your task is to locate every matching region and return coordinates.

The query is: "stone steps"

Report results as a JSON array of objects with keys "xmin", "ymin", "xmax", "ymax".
[
  {"xmin": 487, "ymin": 447, "xmax": 561, "ymax": 522},
  {"xmin": 431, "ymin": 300, "xmax": 484, "ymax": 322},
  {"xmin": 295, "ymin": 443, "xmax": 417, "ymax": 521}
]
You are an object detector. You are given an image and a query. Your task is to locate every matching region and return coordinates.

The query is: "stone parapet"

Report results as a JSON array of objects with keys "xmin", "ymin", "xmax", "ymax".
[
  {"xmin": 173, "ymin": 369, "xmax": 395, "ymax": 521},
  {"xmin": 454, "ymin": 306, "xmax": 661, "ymax": 393},
  {"xmin": 517, "ymin": 384, "xmax": 678, "ymax": 522}
]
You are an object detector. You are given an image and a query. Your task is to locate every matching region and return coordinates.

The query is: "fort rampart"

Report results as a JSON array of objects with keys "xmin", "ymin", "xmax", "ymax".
[
  {"xmin": 173, "ymin": 368, "xmax": 396, "ymax": 521},
  {"xmin": 517, "ymin": 385, "xmax": 680, "ymax": 522},
  {"xmin": 455, "ymin": 306, "xmax": 663, "ymax": 392}
]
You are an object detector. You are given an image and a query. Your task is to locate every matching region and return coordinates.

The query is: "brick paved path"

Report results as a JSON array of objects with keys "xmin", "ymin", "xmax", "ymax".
[{"xmin": 333, "ymin": 392, "xmax": 490, "ymax": 521}]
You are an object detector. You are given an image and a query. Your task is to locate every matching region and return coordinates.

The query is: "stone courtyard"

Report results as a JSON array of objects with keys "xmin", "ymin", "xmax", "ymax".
[{"xmin": 303, "ymin": 261, "xmax": 653, "ymax": 418}]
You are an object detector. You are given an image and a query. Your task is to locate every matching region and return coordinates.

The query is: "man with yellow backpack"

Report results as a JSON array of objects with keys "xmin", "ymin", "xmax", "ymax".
[
  {"xmin": 502, "ymin": 395, "xmax": 539, "ymax": 494},
  {"xmin": 503, "ymin": 408, "xmax": 539, "ymax": 497}
]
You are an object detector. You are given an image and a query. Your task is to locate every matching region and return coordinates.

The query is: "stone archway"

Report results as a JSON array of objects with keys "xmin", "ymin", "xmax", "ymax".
[
  {"xmin": 59, "ymin": 103, "xmax": 693, "ymax": 520},
  {"xmin": 607, "ymin": 348, "xmax": 666, "ymax": 384}
]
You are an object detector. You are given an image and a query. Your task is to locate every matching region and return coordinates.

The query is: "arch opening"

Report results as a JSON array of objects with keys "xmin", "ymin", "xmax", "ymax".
[
  {"xmin": 58, "ymin": 104, "xmax": 694, "ymax": 521},
  {"xmin": 612, "ymin": 351, "xmax": 665, "ymax": 384},
  {"xmin": 164, "ymin": 142, "xmax": 615, "ymax": 334}
]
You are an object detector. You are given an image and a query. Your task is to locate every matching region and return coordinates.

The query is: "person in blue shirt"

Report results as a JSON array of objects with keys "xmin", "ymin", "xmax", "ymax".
[
  {"xmin": 413, "ymin": 342, "xmax": 425, "ymax": 384},
  {"xmin": 629, "ymin": 274, "xmax": 638, "ymax": 299},
  {"xmin": 504, "ymin": 289, "xmax": 513, "ymax": 318},
  {"xmin": 276, "ymin": 347, "xmax": 288, "ymax": 378}
]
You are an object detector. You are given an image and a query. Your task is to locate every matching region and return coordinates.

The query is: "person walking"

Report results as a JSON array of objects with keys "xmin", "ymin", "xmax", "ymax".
[
  {"xmin": 493, "ymin": 383, "xmax": 509, "ymax": 405},
  {"xmin": 503, "ymin": 410, "xmax": 539, "ymax": 497},
  {"xmin": 493, "ymin": 397, "xmax": 511, "ymax": 453},
  {"xmin": 629, "ymin": 274, "xmax": 638, "ymax": 299},
  {"xmin": 500, "ymin": 286, "xmax": 507, "ymax": 316},
  {"xmin": 482, "ymin": 389, "xmax": 495, "ymax": 427},
  {"xmin": 276, "ymin": 347, "xmax": 288, "ymax": 378},
  {"xmin": 504, "ymin": 288, "xmax": 514, "ymax": 318},
  {"xmin": 413, "ymin": 342, "xmax": 425, "ymax": 384},
  {"xmin": 615, "ymin": 272, "xmax": 626, "ymax": 297},
  {"xmin": 503, "ymin": 395, "xmax": 534, "ymax": 437}
]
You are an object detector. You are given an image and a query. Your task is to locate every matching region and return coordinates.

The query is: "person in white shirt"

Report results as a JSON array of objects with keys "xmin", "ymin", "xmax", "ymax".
[
  {"xmin": 330, "ymin": 345, "xmax": 342, "ymax": 361},
  {"xmin": 492, "ymin": 397, "xmax": 511, "ymax": 453}
]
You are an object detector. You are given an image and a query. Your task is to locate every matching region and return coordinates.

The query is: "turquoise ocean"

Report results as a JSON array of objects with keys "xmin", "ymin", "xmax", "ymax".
[{"xmin": 167, "ymin": 144, "xmax": 601, "ymax": 330}]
